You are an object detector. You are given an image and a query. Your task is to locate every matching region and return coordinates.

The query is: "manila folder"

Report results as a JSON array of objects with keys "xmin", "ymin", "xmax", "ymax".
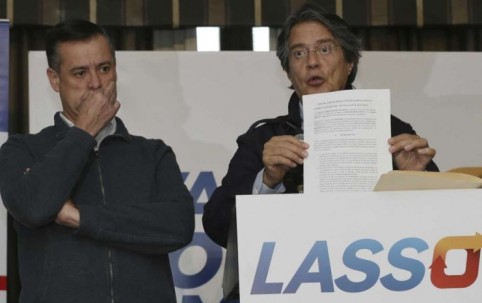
[{"xmin": 374, "ymin": 170, "xmax": 482, "ymax": 191}]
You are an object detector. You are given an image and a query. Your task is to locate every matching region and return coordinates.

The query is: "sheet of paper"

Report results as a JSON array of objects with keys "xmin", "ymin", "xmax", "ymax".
[{"xmin": 303, "ymin": 89, "xmax": 392, "ymax": 194}]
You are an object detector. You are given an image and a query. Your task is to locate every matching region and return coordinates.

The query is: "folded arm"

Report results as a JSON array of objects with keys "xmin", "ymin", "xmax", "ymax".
[
  {"xmin": 74, "ymin": 146, "xmax": 194, "ymax": 255},
  {"xmin": 0, "ymin": 128, "xmax": 95, "ymax": 228}
]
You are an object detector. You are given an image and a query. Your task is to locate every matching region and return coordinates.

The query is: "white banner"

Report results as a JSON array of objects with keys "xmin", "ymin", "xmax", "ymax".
[
  {"xmin": 237, "ymin": 190, "xmax": 482, "ymax": 302},
  {"xmin": 28, "ymin": 51, "xmax": 482, "ymax": 302},
  {"xmin": 28, "ymin": 51, "xmax": 482, "ymax": 173},
  {"xmin": 0, "ymin": 19, "xmax": 10, "ymax": 301}
]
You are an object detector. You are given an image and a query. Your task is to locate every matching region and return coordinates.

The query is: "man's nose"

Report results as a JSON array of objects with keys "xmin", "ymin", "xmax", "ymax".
[
  {"xmin": 306, "ymin": 49, "xmax": 321, "ymax": 69},
  {"xmin": 87, "ymin": 71, "xmax": 101, "ymax": 89}
]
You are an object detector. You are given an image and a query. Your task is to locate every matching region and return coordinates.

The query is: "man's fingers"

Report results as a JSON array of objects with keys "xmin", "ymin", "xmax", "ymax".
[
  {"xmin": 265, "ymin": 154, "xmax": 301, "ymax": 168},
  {"xmin": 264, "ymin": 146, "xmax": 306, "ymax": 166},
  {"xmin": 418, "ymin": 147, "xmax": 436, "ymax": 156},
  {"xmin": 265, "ymin": 136, "xmax": 308, "ymax": 159},
  {"xmin": 388, "ymin": 135, "xmax": 430, "ymax": 153},
  {"xmin": 104, "ymin": 81, "xmax": 116, "ymax": 103}
]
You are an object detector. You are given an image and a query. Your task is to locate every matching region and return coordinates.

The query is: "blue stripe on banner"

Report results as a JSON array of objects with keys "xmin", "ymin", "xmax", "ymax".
[{"xmin": 0, "ymin": 20, "xmax": 9, "ymax": 132}]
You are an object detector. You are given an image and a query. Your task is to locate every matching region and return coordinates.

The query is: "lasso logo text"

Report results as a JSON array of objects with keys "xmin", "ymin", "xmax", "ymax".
[{"xmin": 251, "ymin": 234, "xmax": 482, "ymax": 294}]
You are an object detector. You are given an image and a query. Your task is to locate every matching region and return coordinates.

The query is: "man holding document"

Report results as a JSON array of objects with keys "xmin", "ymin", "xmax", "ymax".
[{"xmin": 203, "ymin": 4, "xmax": 438, "ymax": 248}]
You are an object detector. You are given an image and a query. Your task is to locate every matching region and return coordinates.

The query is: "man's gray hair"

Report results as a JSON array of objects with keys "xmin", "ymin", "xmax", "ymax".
[{"xmin": 276, "ymin": 4, "xmax": 362, "ymax": 89}]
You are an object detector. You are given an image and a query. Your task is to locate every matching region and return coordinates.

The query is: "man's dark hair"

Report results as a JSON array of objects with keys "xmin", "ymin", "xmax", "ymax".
[
  {"xmin": 276, "ymin": 3, "xmax": 362, "ymax": 89},
  {"xmin": 46, "ymin": 19, "xmax": 115, "ymax": 72}
]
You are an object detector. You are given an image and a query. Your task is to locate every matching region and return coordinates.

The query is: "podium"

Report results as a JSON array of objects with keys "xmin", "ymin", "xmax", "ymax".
[
  {"xmin": 233, "ymin": 190, "xmax": 482, "ymax": 302},
  {"xmin": 222, "ymin": 206, "xmax": 239, "ymax": 300}
]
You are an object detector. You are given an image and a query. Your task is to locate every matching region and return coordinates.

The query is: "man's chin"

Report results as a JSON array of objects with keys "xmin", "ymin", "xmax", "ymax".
[{"xmin": 304, "ymin": 87, "xmax": 334, "ymax": 95}]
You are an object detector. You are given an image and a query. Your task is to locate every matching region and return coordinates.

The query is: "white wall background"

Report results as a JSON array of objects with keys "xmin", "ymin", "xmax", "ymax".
[
  {"xmin": 29, "ymin": 51, "xmax": 482, "ymax": 173},
  {"xmin": 356, "ymin": 52, "xmax": 482, "ymax": 171}
]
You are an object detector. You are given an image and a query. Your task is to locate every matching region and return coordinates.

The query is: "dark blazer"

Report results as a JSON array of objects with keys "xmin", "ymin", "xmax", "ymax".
[
  {"xmin": 203, "ymin": 92, "xmax": 438, "ymax": 248},
  {"xmin": 0, "ymin": 114, "xmax": 194, "ymax": 303}
]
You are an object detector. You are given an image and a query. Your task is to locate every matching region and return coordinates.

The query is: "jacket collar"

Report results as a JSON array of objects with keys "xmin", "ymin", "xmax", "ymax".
[
  {"xmin": 54, "ymin": 112, "xmax": 131, "ymax": 142},
  {"xmin": 286, "ymin": 92, "xmax": 302, "ymax": 131}
]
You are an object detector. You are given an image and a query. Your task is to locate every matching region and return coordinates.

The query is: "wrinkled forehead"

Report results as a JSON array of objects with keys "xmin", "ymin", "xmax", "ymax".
[{"xmin": 288, "ymin": 21, "xmax": 335, "ymax": 47}]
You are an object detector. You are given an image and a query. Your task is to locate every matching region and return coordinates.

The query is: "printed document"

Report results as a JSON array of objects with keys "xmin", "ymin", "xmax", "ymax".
[{"xmin": 303, "ymin": 89, "xmax": 392, "ymax": 194}]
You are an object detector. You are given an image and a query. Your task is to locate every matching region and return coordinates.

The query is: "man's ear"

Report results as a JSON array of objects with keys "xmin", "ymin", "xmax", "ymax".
[
  {"xmin": 348, "ymin": 62, "xmax": 354, "ymax": 76},
  {"xmin": 46, "ymin": 67, "xmax": 60, "ymax": 92},
  {"xmin": 286, "ymin": 69, "xmax": 293, "ymax": 84}
]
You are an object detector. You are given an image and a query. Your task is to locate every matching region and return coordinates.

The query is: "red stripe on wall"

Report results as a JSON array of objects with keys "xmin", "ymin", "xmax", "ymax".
[{"xmin": 0, "ymin": 276, "xmax": 6, "ymax": 290}]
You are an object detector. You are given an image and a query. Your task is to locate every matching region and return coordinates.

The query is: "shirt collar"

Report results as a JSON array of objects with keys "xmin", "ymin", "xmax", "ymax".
[{"xmin": 59, "ymin": 112, "xmax": 117, "ymax": 150}]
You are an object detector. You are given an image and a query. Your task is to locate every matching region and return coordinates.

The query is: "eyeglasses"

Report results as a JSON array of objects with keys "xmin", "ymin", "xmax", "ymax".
[{"xmin": 290, "ymin": 42, "xmax": 339, "ymax": 60}]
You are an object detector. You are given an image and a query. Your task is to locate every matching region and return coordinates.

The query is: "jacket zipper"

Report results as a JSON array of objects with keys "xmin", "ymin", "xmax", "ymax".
[{"xmin": 96, "ymin": 152, "xmax": 115, "ymax": 303}]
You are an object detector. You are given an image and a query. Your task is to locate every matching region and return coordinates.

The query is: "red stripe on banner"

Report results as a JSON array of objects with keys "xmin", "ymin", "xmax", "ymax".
[{"xmin": 0, "ymin": 276, "xmax": 6, "ymax": 290}]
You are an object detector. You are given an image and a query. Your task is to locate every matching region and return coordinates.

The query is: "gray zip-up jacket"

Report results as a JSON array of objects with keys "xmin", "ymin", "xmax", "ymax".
[{"xmin": 0, "ymin": 113, "xmax": 194, "ymax": 303}]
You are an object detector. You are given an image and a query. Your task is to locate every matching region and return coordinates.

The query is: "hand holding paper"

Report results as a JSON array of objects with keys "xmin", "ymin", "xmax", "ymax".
[
  {"xmin": 262, "ymin": 135, "xmax": 309, "ymax": 188},
  {"xmin": 388, "ymin": 133, "xmax": 437, "ymax": 171}
]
